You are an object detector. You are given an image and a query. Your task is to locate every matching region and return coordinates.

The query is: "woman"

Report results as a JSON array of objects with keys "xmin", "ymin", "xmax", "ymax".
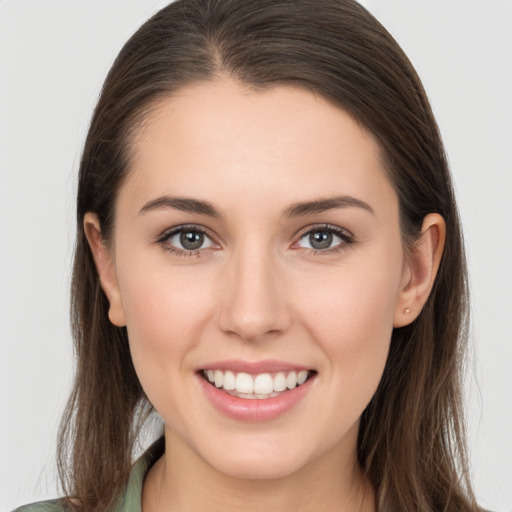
[{"xmin": 14, "ymin": 0, "xmax": 482, "ymax": 510}]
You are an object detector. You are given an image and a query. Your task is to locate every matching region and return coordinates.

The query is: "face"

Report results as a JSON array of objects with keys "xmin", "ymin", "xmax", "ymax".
[{"xmin": 94, "ymin": 79, "xmax": 413, "ymax": 481}]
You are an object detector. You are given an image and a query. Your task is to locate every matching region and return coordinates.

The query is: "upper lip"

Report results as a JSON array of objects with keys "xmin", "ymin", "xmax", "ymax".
[{"xmin": 198, "ymin": 359, "xmax": 313, "ymax": 374}]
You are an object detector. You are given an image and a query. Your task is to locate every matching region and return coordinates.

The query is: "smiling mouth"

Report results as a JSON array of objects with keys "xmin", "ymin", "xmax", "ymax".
[{"xmin": 200, "ymin": 369, "xmax": 316, "ymax": 399}]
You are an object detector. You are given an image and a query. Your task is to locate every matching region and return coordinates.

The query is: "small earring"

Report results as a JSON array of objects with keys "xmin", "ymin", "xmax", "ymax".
[{"xmin": 404, "ymin": 307, "xmax": 411, "ymax": 315}]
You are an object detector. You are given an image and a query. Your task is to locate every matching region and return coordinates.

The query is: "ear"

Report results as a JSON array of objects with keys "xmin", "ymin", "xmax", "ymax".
[
  {"xmin": 83, "ymin": 212, "xmax": 126, "ymax": 327},
  {"xmin": 393, "ymin": 213, "xmax": 446, "ymax": 327}
]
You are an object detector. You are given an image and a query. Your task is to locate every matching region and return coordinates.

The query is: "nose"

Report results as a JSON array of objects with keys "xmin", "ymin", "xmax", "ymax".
[{"xmin": 217, "ymin": 244, "xmax": 292, "ymax": 342}]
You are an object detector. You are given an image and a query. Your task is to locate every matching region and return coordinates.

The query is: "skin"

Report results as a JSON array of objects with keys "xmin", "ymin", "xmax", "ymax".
[{"xmin": 85, "ymin": 78, "xmax": 445, "ymax": 511}]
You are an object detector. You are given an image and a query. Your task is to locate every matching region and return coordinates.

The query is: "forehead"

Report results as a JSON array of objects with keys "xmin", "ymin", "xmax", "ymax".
[{"xmin": 121, "ymin": 79, "xmax": 397, "ymax": 220}]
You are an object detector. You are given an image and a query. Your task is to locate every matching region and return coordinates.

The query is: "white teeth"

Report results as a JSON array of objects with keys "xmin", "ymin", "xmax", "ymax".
[
  {"xmin": 286, "ymin": 371, "xmax": 297, "ymax": 389},
  {"xmin": 223, "ymin": 370, "xmax": 236, "ymax": 390},
  {"xmin": 253, "ymin": 373, "xmax": 274, "ymax": 394},
  {"xmin": 235, "ymin": 372, "xmax": 254, "ymax": 394},
  {"xmin": 274, "ymin": 372, "xmax": 287, "ymax": 392},
  {"xmin": 203, "ymin": 369, "xmax": 311, "ymax": 396},
  {"xmin": 297, "ymin": 370, "xmax": 308, "ymax": 385}
]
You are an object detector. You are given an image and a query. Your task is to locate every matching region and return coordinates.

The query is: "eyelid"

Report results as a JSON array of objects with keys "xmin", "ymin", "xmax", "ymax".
[
  {"xmin": 156, "ymin": 223, "xmax": 355, "ymax": 256},
  {"xmin": 294, "ymin": 223, "xmax": 354, "ymax": 242},
  {"xmin": 157, "ymin": 224, "xmax": 220, "ymax": 254},
  {"xmin": 292, "ymin": 223, "xmax": 355, "ymax": 252},
  {"xmin": 158, "ymin": 223, "xmax": 216, "ymax": 240}
]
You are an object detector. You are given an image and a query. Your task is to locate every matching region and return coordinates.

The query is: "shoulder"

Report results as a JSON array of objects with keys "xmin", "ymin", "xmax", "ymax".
[
  {"xmin": 12, "ymin": 499, "xmax": 74, "ymax": 512},
  {"xmin": 12, "ymin": 438, "xmax": 164, "ymax": 512}
]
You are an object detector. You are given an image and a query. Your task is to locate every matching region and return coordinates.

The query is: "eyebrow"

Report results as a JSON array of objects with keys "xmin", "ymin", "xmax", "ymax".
[
  {"xmin": 283, "ymin": 196, "xmax": 374, "ymax": 218},
  {"xmin": 139, "ymin": 194, "xmax": 374, "ymax": 218},
  {"xmin": 139, "ymin": 196, "xmax": 222, "ymax": 218}
]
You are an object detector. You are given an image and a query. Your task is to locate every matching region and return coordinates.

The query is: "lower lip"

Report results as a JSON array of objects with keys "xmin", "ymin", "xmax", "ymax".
[{"xmin": 198, "ymin": 374, "xmax": 316, "ymax": 422}]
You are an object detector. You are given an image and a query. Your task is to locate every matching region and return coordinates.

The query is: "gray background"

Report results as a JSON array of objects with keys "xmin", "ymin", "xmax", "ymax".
[{"xmin": 1, "ymin": 1, "xmax": 511, "ymax": 510}]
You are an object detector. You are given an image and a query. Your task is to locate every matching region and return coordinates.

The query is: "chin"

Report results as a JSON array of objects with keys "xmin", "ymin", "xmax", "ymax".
[
  {"xmin": 191, "ymin": 431, "xmax": 328, "ymax": 482},
  {"xmin": 211, "ymin": 451, "xmax": 311, "ymax": 481}
]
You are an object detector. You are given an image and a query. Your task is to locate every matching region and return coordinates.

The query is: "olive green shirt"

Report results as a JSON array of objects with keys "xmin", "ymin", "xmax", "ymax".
[{"xmin": 13, "ymin": 438, "xmax": 164, "ymax": 512}]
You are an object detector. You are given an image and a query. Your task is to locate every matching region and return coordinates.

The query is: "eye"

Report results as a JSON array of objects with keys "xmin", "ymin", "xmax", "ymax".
[
  {"xmin": 296, "ymin": 225, "xmax": 353, "ymax": 252},
  {"xmin": 160, "ymin": 226, "xmax": 216, "ymax": 254}
]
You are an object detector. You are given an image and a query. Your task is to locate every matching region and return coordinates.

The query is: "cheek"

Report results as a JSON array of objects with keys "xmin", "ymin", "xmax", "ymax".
[
  {"xmin": 116, "ymin": 257, "xmax": 214, "ymax": 388},
  {"xmin": 299, "ymin": 263, "xmax": 399, "ymax": 342},
  {"xmin": 294, "ymin": 256, "xmax": 402, "ymax": 400},
  {"xmin": 118, "ymin": 266, "xmax": 221, "ymax": 438}
]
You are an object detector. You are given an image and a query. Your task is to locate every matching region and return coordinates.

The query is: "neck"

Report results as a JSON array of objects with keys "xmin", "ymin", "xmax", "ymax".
[{"xmin": 142, "ymin": 428, "xmax": 375, "ymax": 512}]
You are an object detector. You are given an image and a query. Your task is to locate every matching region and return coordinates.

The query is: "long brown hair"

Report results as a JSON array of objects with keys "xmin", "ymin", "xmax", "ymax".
[{"xmin": 59, "ymin": 1, "xmax": 478, "ymax": 510}]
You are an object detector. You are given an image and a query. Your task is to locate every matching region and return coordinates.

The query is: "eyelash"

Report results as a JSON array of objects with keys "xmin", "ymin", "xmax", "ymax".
[
  {"xmin": 156, "ymin": 224, "xmax": 216, "ymax": 258},
  {"xmin": 295, "ymin": 224, "xmax": 355, "ymax": 256},
  {"xmin": 156, "ymin": 224, "xmax": 355, "ymax": 257}
]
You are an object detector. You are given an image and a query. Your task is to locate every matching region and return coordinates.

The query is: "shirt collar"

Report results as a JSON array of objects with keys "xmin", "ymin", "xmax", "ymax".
[{"xmin": 115, "ymin": 436, "xmax": 165, "ymax": 512}]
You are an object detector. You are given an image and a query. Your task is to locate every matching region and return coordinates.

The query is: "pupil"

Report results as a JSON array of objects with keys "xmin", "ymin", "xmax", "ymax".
[
  {"xmin": 310, "ymin": 231, "xmax": 332, "ymax": 250},
  {"xmin": 180, "ymin": 231, "xmax": 204, "ymax": 250}
]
